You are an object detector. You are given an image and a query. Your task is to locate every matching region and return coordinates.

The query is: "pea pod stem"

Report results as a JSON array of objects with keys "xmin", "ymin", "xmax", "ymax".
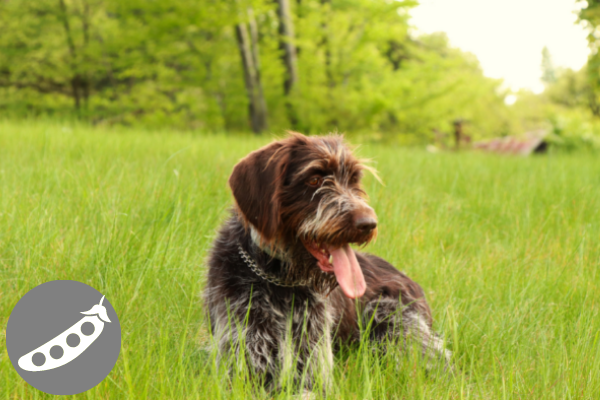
[{"xmin": 80, "ymin": 295, "xmax": 111, "ymax": 323}]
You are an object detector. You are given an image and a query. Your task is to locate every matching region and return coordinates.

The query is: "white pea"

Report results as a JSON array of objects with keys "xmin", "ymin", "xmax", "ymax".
[{"xmin": 18, "ymin": 295, "xmax": 112, "ymax": 372}]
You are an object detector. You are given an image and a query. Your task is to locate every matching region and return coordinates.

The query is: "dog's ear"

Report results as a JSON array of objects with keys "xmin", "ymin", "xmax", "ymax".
[{"xmin": 228, "ymin": 141, "xmax": 290, "ymax": 243}]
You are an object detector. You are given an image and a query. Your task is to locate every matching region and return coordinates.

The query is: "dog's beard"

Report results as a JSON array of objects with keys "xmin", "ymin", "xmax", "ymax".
[
  {"xmin": 250, "ymin": 226, "xmax": 338, "ymax": 294},
  {"xmin": 284, "ymin": 244, "xmax": 339, "ymax": 295},
  {"xmin": 297, "ymin": 187, "xmax": 358, "ymax": 246},
  {"xmin": 295, "ymin": 191, "xmax": 373, "ymax": 299}
]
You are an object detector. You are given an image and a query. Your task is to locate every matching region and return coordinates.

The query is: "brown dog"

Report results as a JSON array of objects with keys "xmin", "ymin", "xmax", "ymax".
[{"xmin": 204, "ymin": 133, "xmax": 449, "ymax": 392}]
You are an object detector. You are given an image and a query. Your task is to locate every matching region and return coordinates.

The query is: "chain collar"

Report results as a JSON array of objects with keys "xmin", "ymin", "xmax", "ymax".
[{"xmin": 237, "ymin": 244, "xmax": 310, "ymax": 287}]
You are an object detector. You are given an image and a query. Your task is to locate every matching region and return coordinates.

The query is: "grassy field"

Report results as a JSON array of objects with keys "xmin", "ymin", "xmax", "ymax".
[{"xmin": 1, "ymin": 120, "xmax": 599, "ymax": 399}]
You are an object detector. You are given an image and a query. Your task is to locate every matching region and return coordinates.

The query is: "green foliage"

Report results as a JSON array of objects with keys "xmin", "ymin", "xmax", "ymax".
[
  {"xmin": 575, "ymin": 0, "xmax": 600, "ymax": 118},
  {"xmin": 0, "ymin": 0, "xmax": 512, "ymax": 138},
  {"xmin": 512, "ymin": 58, "xmax": 600, "ymax": 153},
  {"xmin": 2, "ymin": 121, "xmax": 600, "ymax": 398},
  {"xmin": 541, "ymin": 46, "xmax": 557, "ymax": 85},
  {"xmin": 547, "ymin": 107, "xmax": 600, "ymax": 151},
  {"xmin": 544, "ymin": 67, "xmax": 589, "ymax": 108},
  {"xmin": 392, "ymin": 33, "xmax": 512, "ymax": 141}
]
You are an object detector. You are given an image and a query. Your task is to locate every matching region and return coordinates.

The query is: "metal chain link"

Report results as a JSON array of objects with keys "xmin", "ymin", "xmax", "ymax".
[{"xmin": 237, "ymin": 244, "xmax": 310, "ymax": 287}]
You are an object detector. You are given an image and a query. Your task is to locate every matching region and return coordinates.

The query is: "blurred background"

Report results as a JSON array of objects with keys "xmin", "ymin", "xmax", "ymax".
[{"xmin": 1, "ymin": 0, "xmax": 600, "ymax": 150}]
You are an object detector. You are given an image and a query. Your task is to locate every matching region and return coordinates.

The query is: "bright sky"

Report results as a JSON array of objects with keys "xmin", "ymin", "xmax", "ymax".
[{"xmin": 410, "ymin": 0, "xmax": 590, "ymax": 93}]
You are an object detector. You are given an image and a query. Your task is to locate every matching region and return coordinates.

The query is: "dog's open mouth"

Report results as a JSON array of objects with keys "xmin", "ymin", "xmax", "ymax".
[{"xmin": 303, "ymin": 241, "xmax": 366, "ymax": 299}]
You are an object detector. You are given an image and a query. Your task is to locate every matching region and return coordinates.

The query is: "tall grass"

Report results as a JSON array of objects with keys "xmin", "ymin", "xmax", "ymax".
[{"xmin": 1, "ymin": 120, "xmax": 599, "ymax": 399}]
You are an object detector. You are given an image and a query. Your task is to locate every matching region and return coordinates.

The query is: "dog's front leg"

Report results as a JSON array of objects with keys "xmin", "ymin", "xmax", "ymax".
[
  {"xmin": 278, "ymin": 299, "xmax": 334, "ymax": 394},
  {"xmin": 211, "ymin": 295, "xmax": 285, "ymax": 387}
]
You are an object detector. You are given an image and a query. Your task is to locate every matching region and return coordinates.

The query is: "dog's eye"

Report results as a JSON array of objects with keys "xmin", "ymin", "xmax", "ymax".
[
  {"xmin": 307, "ymin": 176, "xmax": 323, "ymax": 187},
  {"xmin": 349, "ymin": 170, "xmax": 363, "ymax": 185}
]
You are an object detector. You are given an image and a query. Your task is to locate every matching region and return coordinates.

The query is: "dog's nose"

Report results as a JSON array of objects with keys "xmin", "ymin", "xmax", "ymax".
[{"xmin": 355, "ymin": 215, "xmax": 377, "ymax": 233}]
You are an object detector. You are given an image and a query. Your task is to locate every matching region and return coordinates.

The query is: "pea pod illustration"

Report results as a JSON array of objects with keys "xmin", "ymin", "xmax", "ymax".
[{"xmin": 18, "ymin": 295, "xmax": 112, "ymax": 372}]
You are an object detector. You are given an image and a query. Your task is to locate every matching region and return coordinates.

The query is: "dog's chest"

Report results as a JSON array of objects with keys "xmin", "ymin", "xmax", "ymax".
[{"xmin": 256, "ymin": 287, "xmax": 333, "ymax": 343}]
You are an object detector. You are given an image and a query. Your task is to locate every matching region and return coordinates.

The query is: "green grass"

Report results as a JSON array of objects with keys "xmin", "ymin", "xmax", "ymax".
[{"xmin": 1, "ymin": 120, "xmax": 600, "ymax": 399}]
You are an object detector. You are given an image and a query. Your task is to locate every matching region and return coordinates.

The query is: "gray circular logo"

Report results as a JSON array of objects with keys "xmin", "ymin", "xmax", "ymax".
[{"xmin": 5, "ymin": 280, "xmax": 121, "ymax": 395}]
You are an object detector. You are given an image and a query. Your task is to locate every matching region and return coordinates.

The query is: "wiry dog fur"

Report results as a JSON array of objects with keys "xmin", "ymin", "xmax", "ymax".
[{"xmin": 204, "ymin": 133, "xmax": 450, "ymax": 392}]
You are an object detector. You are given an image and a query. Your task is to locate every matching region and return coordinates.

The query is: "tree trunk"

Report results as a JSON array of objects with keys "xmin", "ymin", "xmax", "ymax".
[
  {"xmin": 81, "ymin": 0, "xmax": 91, "ymax": 109},
  {"xmin": 235, "ymin": 8, "xmax": 268, "ymax": 134},
  {"xmin": 58, "ymin": 0, "xmax": 81, "ymax": 113},
  {"xmin": 320, "ymin": 0, "xmax": 337, "ymax": 127},
  {"xmin": 275, "ymin": 0, "xmax": 299, "ymax": 127}
]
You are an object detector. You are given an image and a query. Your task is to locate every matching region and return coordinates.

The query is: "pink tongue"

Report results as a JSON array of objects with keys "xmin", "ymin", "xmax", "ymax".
[{"xmin": 328, "ymin": 244, "xmax": 366, "ymax": 299}]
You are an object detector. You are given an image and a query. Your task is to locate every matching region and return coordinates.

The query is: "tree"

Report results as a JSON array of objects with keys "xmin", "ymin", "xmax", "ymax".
[
  {"xmin": 0, "ymin": 0, "xmax": 516, "ymax": 138},
  {"xmin": 576, "ymin": 1, "xmax": 600, "ymax": 116},
  {"xmin": 274, "ymin": 0, "xmax": 299, "ymax": 127},
  {"xmin": 235, "ymin": 6, "xmax": 268, "ymax": 133},
  {"xmin": 541, "ymin": 46, "xmax": 557, "ymax": 85},
  {"xmin": 0, "ymin": 0, "xmax": 105, "ymax": 113}
]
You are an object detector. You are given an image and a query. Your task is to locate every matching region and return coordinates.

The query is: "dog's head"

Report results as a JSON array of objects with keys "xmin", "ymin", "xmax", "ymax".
[{"xmin": 229, "ymin": 132, "xmax": 377, "ymax": 298}]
